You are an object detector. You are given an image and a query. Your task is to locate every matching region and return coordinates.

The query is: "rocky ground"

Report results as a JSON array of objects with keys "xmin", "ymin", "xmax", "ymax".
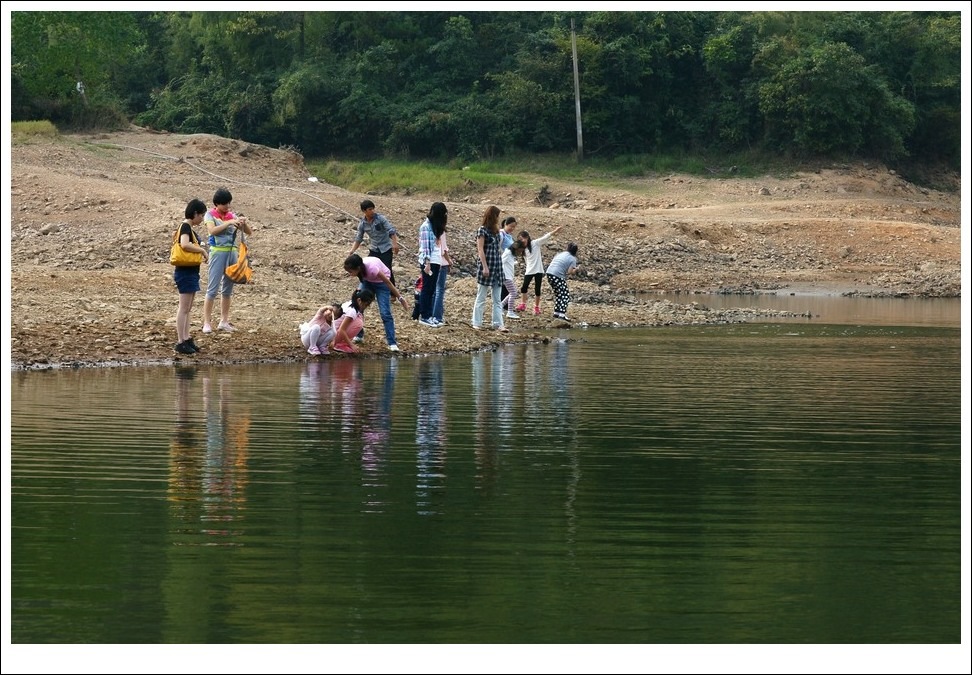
[{"xmin": 7, "ymin": 127, "xmax": 962, "ymax": 370}]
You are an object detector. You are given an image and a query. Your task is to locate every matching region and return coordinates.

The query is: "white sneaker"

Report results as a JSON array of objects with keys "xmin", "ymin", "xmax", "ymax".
[
  {"xmin": 217, "ymin": 322, "xmax": 235, "ymax": 332},
  {"xmin": 419, "ymin": 318, "xmax": 438, "ymax": 328},
  {"xmin": 432, "ymin": 318, "xmax": 445, "ymax": 326},
  {"xmin": 352, "ymin": 336, "xmax": 364, "ymax": 344},
  {"xmin": 202, "ymin": 323, "xmax": 213, "ymax": 334},
  {"xmin": 506, "ymin": 312, "xmax": 520, "ymax": 319},
  {"xmin": 388, "ymin": 344, "xmax": 400, "ymax": 352}
]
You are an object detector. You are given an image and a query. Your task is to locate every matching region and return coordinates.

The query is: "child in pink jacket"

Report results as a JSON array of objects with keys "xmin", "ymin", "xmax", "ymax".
[
  {"xmin": 332, "ymin": 289, "xmax": 375, "ymax": 354},
  {"xmin": 299, "ymin": 304, "xmax": 342, "ymax": 355}
]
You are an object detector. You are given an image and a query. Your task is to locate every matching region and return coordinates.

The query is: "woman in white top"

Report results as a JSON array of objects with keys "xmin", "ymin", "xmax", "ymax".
[
  {"xmin": 516, "ymin": 225, "xmax": 563, "ymax": 315},
  {"xmin": 430, "ymin": 203, "xmax": 452, "ymax": 325},
  {"xmin": 501, "ymin": 240, "xmax": 525, "ymax": 318}
]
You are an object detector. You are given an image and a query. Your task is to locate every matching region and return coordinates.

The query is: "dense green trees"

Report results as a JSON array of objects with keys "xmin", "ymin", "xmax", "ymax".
[{"xmin": 10, "ymin": 10, "xmax": 961, "ymax": 167}]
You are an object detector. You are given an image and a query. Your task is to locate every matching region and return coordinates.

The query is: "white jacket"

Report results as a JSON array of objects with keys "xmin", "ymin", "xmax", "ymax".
[{"xmin": 523, "ymin": 231, "xmax": 553, "ymax": 275}]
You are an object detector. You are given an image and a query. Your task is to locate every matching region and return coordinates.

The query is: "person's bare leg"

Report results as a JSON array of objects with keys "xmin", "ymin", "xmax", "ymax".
[
  {"xmin": 203, "ymin": 297, "xmax": 214, "ymax": 330},
  {"xmin": 177, "ymin": 293, "xmax": 194, "ymax": 342},
  {"xmin": 220, "ymin": 296, "xmax": 232, "ymax": 325}
]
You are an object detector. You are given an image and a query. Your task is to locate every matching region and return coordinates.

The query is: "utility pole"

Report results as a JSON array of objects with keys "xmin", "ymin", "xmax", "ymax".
[{"xmin": 571, "ymin": 18, "xmax": 583, "ymax": 162}]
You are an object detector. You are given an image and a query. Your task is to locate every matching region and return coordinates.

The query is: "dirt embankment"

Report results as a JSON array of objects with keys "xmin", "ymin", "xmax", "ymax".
[{"xmin": 8, "ymin": 128, "xmax": 962, "ymax": 370}]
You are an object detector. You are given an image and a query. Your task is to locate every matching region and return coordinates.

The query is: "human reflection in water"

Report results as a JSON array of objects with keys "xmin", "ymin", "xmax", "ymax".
[
  {"xmin": 168, "ymin": 367, "xmax": 204, "ymax": 521},
  {"xmin": 330, "ymin": 358, "xmax": 363, "ymax": 456},
  {"xmin": 415, "ymin": 358, "xmax": 448, "ymax": 515},
  {"xmin": 197, "ymin": 373, "xmax": 250, "ymax": 540},
  {"xmin": 360, "ymin": 358, "xmax": 397, "ymax": 512},
  {"xmin": 472, "ymin": 351, "xmax": 505, "ymax": 489},
  {"xmin": 298, "ymin": 360, "xmax": 328, "ymax": 425}
]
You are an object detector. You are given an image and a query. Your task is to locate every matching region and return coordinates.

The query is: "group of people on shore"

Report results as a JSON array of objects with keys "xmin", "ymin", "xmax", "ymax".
[
  {"xmin": 172, "ymin": 188, "xmax": 251, "ymax": 355},
  {"xmin": 170, "ymin": 190, "xmax": 579, "ymax": 356}
]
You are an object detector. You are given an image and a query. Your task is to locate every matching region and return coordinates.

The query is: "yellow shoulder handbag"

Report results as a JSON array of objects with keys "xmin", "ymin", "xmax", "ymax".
[{"xmin": 170, "ymin": 225, "xmax": 204, "ymax": 266}]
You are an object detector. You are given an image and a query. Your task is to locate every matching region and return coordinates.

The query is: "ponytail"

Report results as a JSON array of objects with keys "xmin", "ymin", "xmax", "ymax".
[{"xmin": 351, "ymin": 288, "xmax": 376, "ymax": 311}]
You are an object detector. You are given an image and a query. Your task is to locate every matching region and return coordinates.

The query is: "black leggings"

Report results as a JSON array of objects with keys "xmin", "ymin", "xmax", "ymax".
[{"xmin": 520, "ymin": 273, "xmax": 544, "ymax": 297}]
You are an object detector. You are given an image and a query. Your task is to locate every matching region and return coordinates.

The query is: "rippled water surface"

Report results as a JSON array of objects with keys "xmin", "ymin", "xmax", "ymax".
[{"xmin": 10, "ymin": 322, "xmax": 961, "ymax": 644}]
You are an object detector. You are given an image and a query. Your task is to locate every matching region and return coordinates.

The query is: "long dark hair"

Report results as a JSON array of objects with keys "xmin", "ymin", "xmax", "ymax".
[
  {"xmin": 344, "ymin": 253, "xmax": 365, "ymax": 279},
  {"xmin": 428, "ymin": 202, "xmax": 448, "ymax": 239},
  {"xmin": 518, "ymin": 230, "xmax": 532, "ymax": 252}
]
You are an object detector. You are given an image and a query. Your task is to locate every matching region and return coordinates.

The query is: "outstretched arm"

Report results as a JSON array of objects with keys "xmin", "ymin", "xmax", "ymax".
[
  {"xmin": 335, "ymin": 320, "xmax": 358, "ymax": 352},
  {"xmin": 379, "ymin": 272, "xmax": 410, "ymax": 311}
]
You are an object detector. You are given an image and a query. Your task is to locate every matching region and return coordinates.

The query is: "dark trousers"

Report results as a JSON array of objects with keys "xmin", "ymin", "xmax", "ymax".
[
  {"xmin": 419, "ymin": 264, "xmax": 440, "ymax": 320},
  {"xmin": 520, "ymin": 272, "xmax": 544, "ymax": 297}
]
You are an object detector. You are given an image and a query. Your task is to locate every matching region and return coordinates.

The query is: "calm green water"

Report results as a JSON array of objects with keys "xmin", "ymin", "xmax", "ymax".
[{"xmin": 9, "ymin": 323, "xmax": 961, "ymax": 644}]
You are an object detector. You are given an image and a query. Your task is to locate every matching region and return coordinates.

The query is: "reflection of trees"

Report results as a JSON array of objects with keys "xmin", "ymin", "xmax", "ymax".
[{"xmin": 416, "ymin": 358, "xmax": 447, "ymax": 515}]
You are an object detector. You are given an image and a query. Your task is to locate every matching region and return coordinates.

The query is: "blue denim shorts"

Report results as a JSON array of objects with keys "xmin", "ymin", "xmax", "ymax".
[{"xmin": 174, "ymin": 266, "xmax": 201, "ymax": 294}]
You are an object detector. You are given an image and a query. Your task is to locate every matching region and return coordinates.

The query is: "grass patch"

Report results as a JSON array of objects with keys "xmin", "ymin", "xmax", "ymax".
[
  {"xmin": 12, "ymin": 120, "xmax": 59, "ymax": 139},
  {"xmin": 476, "ymin": 150, "xmax": 799, "ymax": 180},
  {"xmin": 306, "ymin": 159, "xmax": 524, "ymax": 197},
  {"xmin": 307, "ymin": 150, "xmax": 818, "ymax": 196}
]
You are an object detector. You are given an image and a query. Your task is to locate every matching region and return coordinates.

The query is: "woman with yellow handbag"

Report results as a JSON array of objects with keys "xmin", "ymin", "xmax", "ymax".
[{"xmin": 173, "ymin": 199, "xmax": 209, "ymax": 354}]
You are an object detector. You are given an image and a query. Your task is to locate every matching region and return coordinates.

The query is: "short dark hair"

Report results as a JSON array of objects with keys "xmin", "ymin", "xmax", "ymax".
[
  {"xmin": 213, "ymin": 188, "xmax": 233, "ymax": 206},
  {"xmin": 567, "ymin": 242, "xmax": 578, "ymax": 256},
  {"xmin": 360, "ymin": 199, "xmax": 375, "ymax": 212},
  {"xmin": 501, "ymin": 216, "xmax": 517, "ymax": 227},
  {"xmin": 185, "ymin": 198, "xmax": 207, "ymax": 219}
]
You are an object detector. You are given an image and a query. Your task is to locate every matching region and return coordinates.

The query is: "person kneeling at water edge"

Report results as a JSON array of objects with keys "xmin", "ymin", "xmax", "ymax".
[
  {"xmin": 300, "ymin": 304, "xmax": 343, "ymax": 356},
  {"xmin": 332, "ymin": 289, "xmax": 375, "ymax": 354}
]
